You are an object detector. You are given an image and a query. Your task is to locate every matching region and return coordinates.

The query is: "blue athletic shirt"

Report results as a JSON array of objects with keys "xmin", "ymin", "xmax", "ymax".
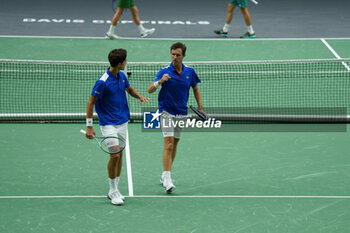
[
  {"xmin": 154, "ymin": 63, "xmax": 201, "ymax": 116},
  {"xmin": 91, "ymin": 68, "xmax": 130, "ymax": 126}
]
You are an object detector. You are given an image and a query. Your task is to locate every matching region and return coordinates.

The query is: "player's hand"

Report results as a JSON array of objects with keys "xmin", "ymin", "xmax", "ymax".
[
  {"xmin": 86, "ymin": 127, "xmax": 95, "ymax": 139},
  {"xmin": 199, "ymin": 108, "xmax": 208, "ymax": 118},
  {"xmin": 159, "ymin": 74, "xmax": 171, "ymax": 84},
  {"xmin": 139, "ymin": 96, "xmax": 150, "ymax": 104}
]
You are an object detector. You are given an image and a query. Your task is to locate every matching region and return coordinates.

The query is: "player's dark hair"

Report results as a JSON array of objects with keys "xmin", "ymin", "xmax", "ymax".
[
  {"xmin": 170, "ymin": 42, "xmax": 186, "ymax": 56},
  {"xmin": 108, "ymin": 49, "xmax": 127, "ymax": 67}
]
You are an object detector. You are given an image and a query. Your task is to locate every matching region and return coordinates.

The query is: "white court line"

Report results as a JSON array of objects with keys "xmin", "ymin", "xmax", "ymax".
[
  {"xmin": 0, "ymin": 195, "xmax": 349, "ymax": 199},
  {"xmin": 135, "ymin": 195, "xmax": 350, "ymax": 199},
  {"xmin": 0, "ymin": 196, "xmax": 106, "ymax": 199},
  {"xmin": 0, "ymin": 35, "xmax": 350, "ymax": 41},
  {"xmin": 125, "ymin": 129, "xmax": 134, "ymax": 197},
  {"xmin": 321, "ymin": 38, "xmax": 350, "ymax": 71}
]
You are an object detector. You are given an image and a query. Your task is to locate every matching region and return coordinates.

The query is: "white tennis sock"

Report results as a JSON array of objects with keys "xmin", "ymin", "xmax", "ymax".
[
  {"xmin": 108, "ymin": 25, "xmax": 116, "ymax": 34},
  {"xmin": 109, "ymin": 177, "xmax": 120, "ymax": 192},
  {"xmin": 162, "ymin": 171, "xmax": 171, "ymax": 179},
  {"xmin": 115, "ymin": 176, "xmax": 120, "ymax": 187},
  {"xmin": 137, "ymin": 24, "xmax": 146, "ymax": 33},
  {"xmin": 247, "ymin": 25, "xmax": 254, "ymax": 34},
  {"xmin": 223, "ymin": 24, "xmax": 230, "ymax": 32}
]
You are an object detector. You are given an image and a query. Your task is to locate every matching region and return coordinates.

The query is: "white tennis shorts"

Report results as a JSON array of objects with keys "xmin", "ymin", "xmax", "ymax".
[
  {"xmin": 100, "ymin": 122, "xmax": 128, "ymax": 147},
  {"xmin": 161, "ymin": 111, "xmax": 186, "ymax": 139}
]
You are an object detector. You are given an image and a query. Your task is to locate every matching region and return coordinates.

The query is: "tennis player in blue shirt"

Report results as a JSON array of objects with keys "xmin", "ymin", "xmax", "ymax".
[
  {"xmin": 85, "ymin": 49, "xmax": 149, "ymax": 205},
  {"xmin": 148, "ymin": 42, "xmax": 205, "ymax": 193}
]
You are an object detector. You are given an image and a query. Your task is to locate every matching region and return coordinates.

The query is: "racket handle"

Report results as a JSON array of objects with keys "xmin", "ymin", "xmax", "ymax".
[{"xmin": 80, "ymin": 129, "xmax": 86, "ymax": 134}]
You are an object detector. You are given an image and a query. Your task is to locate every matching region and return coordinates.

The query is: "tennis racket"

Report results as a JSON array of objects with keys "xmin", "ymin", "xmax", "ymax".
[
  {"xmin": 190, "ymin": 105, "xmax": 209, "ymax": 120},
  {"xmin": 80, "ymin": 129, "xmax": 126, "ymax": 154}
]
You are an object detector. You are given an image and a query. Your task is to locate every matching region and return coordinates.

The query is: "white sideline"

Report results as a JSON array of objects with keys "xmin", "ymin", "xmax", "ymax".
[
  {"xmin": 321, "ymin": 38, "xmax": 350, "ymax": 71},
  {"xmin": 125, "ymin": 129, "xmax": 134, "ymax": 197}
]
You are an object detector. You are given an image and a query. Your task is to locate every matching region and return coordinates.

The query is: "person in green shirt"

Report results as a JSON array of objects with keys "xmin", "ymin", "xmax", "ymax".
[
  {"xmin": 214, "ymin": 0, "xmax": 256, "ymax": 39},
  {"xmin": 106, "ymin": 0, "xmax": 155, "ymax": 39}
]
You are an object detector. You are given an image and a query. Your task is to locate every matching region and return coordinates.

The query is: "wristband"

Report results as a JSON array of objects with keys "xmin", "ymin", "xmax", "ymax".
[
  {"xmin": 86, "ymin": 118, "xmax": 93, "ymax": 127},
  {"xmin": 153, "ymin": 81, "xmax": 160, "ymax": 88}
]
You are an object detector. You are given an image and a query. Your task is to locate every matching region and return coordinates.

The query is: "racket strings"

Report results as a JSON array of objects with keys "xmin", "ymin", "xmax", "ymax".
[{"xmin": 100, "ymin": 137, "xmax": 126, "ymax": 154}]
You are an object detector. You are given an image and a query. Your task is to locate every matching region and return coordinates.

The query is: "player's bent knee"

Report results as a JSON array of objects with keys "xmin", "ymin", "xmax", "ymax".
[
  {"xmin": 130, "ymin": 6, "xmax": 138, "ymax": 13},
  {"xmin": 240, "ymin": 8, "xmax": 249, "ymax": 14},
  {"xmin": 227, "ymin": 4, "xmax": 235, "ymax": 11},
  {"xmin": 164, "ymin": 143, "xmax": 175, "ymax": 152},
  {"xmin": 164, "ymin": 139, "xmax": 175, "ymax": 151}
]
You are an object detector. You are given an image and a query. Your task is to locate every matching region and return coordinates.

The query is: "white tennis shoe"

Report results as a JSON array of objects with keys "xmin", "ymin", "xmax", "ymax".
[
  {"xmin": 161, "ymin": 177, "xmax": 175, "ymax": 193},
  {"xmin": 116, "ymin": 189, "xmax": 125, "ymax": 201},
  {"xmin": 105, "ymin": 32, "xmax": 120, "ymax": 40},
  {"xmin": 107, "ymin": 190, "xmax": 124, "ymax": 205},
  {"xmin": 140, "ymin": 28, "xmax": 155, "ymax": 38}
]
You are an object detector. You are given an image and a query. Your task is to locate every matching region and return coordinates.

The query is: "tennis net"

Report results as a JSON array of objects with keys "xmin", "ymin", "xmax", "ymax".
[{"xmin": 1, "ymin": 58, "xmax": 350, "ymax": 123}]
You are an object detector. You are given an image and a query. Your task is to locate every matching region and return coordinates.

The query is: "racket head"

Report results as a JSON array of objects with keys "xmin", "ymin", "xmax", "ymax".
[
  {"xmin": 190, "ymin": 105, "xmax": 208, "ymax": 120},
  {"xmin": 99, "ymin": 136, "xmax": 126, "ymax": 154}
]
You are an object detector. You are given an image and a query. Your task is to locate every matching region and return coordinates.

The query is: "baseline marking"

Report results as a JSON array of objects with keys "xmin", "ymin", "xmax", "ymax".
[
  {"xmin": 1, "ymin": 195, "xmax": 349, "ymax": 199},
  {"xmin": 1, "ymin": 35, "xmax": 350, "ymax": 41}
]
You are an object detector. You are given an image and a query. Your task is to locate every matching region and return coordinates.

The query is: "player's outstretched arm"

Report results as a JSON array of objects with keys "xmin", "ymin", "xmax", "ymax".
[{"xmin": 126, "ymin": 86, "xmax": 150, "ymax": 104}]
